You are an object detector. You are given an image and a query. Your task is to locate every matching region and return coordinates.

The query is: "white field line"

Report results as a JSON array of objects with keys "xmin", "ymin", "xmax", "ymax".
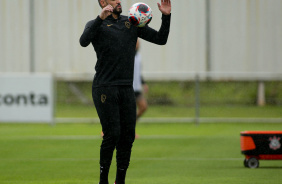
[
  {"xmin": 1, "ymin": 117, "xmax": 281, "ymax": 124},
  {"xmin": 0, "ymin": 135, "xmax": 209, "ymax": 140},
  {"xmin": 55, "ymin": 117, "xmax": 282, "ymax": 124},
  {"xmin": 0, "ymin": 157, "xmax": 242, "ymax": 162}
]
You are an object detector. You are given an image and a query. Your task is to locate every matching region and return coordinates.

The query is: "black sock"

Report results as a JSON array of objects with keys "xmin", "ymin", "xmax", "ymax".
[
  {"xmin": 100, "ymin": 166, "xmax": 110, "ymax": 184},
  {"xmin": 115, "ymin": 168, "xmax": 127, "ymax": 184}
]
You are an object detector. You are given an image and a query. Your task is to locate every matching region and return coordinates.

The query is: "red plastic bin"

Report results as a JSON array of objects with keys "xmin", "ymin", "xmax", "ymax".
[{"xmin": 240, "ymin": 131, "xmax": 282, "ymax": 168}]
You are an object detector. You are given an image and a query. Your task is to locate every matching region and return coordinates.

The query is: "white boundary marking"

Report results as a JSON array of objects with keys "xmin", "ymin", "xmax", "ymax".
[
  {"xmin": 0, "ymin": 157, "xmax": 242, "ymax": 162},
  {"xmin": 55, "ymin": 117, "xmax": 282, "ymax": 124},
  {"xmin": 0, "ymin": 135, "xmax": 226, "ymax": 140},
  {"xmin": 1, "ymin": 117, "xmax": 281, "ymax": 124}
]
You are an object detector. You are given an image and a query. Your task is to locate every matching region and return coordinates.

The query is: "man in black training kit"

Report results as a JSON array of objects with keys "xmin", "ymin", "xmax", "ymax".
[{"xmin": 80, "ymin": 0, "xmax": 171, "ymax": 183}]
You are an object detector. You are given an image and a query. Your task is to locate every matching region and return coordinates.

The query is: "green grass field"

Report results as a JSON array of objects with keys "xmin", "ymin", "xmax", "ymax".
[
  {"xmin": 56, "ymin": 81, "xmax": 282, "ymax": 119},
  {"xmin": 1, "ymin": 123, "xmax": 282, "ymax": 184},
  {"xmin": 1, "ymin": 81, "xmax": 282, "ymax": 183},
  {"xmin": 57, "ymin": 104, "xmax": 282, "ymax": 118}
]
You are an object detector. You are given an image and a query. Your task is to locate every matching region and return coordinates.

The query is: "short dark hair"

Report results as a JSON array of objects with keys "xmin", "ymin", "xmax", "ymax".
[{"xmin": 98, "ymin": 0, "xmax": 102, "ymax": 8}]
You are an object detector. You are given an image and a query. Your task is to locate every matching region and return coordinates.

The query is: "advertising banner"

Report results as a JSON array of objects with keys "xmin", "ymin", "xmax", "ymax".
[{"xmin": 0, "ymin": 74, "xmax": 54, "ymax": 123}]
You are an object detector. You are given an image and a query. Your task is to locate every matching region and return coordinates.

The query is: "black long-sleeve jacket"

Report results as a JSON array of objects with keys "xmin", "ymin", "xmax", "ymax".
[{"xmin": 80, "ymin": 14, "xmax": 171, "ymax": 87}]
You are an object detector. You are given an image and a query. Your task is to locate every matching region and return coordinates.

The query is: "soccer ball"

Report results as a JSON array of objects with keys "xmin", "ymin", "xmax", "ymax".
[{"xmin": 128, "ymin": 2, "xmax": 153, "ymax": 27}]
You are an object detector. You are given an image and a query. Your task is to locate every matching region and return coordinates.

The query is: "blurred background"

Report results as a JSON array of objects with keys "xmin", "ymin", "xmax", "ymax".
[
  {"xmin": 1, "ymin": 1, "xmax": 282, "ymax": 183},
  {"xmin": 1, "ymin": 0, "xmax": 282, "ymax": 124}
]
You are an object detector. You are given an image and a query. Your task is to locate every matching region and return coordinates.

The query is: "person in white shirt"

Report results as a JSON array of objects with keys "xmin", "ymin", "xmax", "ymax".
[{"xmin": 133, "ymin": 39, "xmax": 149, "ymax": 136}]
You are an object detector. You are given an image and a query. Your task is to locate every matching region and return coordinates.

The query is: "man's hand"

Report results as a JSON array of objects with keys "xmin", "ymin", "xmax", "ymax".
[
  {"xmin": 143, "ymin": 84, "xmax": 149, "ymax": 94},
  {"xmin": 157, "ymin": 0, "xmax": 171, "ymax": 15},
  {"xmin": 99, "ymin": 5, "xmax": 113, "ymax": 20}
]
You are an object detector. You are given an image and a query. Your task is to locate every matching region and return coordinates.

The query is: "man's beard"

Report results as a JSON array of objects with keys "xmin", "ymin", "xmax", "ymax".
[{"xmin": 113, "ymin": 4, "xmax": 122, "ymax": 15}]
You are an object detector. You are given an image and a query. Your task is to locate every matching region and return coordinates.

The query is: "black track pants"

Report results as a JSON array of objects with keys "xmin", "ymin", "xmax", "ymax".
[{"xmin": 92, "ymin": 85, "xmax": 136, "ymax": 170}]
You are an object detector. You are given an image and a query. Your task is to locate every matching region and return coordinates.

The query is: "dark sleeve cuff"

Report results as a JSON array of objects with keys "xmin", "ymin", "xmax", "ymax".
[
  {"xmin": 162, "ymin": 13, "xmax": 171, "ymax": 20},
  {"xmin": 141, "ymin": 76, "xmax": 146, "ymax": 84}
]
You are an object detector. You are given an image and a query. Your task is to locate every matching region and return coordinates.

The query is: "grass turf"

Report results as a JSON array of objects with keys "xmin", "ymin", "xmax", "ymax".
[
  {"xmin": 56, "ymin": 104, "xmax": 282, "ymax": 118},
  {"xmin": 1, "ymin": 123, "xmax": 282, "ymax": 184}
]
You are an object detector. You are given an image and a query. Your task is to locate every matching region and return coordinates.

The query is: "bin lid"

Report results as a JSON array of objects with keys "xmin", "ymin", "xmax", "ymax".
[{"xmin": 241, "ymin": 131, "xmax": 282, "ymax": 135}]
